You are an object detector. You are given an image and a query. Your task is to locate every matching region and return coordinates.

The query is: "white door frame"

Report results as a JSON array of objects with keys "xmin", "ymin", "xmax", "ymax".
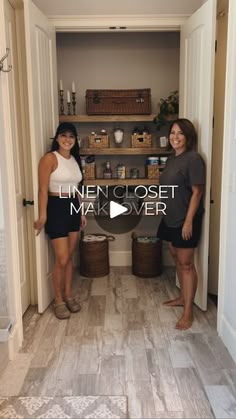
[{"xmin": 49, "ymin": 14, "xmax": 189, "ymax": 32}]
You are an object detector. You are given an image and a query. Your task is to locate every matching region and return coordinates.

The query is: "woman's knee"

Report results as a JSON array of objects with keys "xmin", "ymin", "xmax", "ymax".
[
  {"xmin": 55, "ymin": 254, "xmax": 71, "ymax": 268},
  {"xmin": 177, "ymin": 259, "xmax": 194, "ymax": 273}
]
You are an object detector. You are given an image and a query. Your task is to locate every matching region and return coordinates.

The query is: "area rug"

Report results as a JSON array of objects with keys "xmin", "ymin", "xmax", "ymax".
[{"xmin": 0, "ymin": 396, "xmax": 128, "ymax": 418}]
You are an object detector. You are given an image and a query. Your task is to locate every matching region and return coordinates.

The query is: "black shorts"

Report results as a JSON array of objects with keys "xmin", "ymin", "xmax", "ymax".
[
  {"xmin": 157, "ymin": 214, "xmax": 203, "ymax": 248},
  {"xmin": 45, "ymin": 196, "xmax": 81, "ymax": 240}
]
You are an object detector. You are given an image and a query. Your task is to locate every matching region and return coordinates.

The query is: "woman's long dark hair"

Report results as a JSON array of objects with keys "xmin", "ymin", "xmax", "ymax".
[
  {"xmin": 167, "ymin": 118, "xmax": 198, "ymax": 151},
  {"xmin": 50, "ymin": 122, "xmax": 83, "ymax": 174}
]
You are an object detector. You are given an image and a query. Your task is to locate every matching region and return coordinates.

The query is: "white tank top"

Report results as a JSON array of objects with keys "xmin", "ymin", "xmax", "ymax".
[{"xmin": 49, "ymin": 151, "xmax": 82, "ymax": 194}]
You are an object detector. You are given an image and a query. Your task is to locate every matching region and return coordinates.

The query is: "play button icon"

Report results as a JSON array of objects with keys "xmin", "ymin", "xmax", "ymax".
[
  {"xmin": 94, "ymin": 186, "xmax": 143, "ymax": 234},
  {"xmin": 110, "ymin": 200, "xmax": 128, "ymax": 218}
]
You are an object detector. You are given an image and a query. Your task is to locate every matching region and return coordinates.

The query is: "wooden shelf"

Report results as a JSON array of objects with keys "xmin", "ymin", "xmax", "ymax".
[
  {"xmin": 80, "ymin": 147, "xmax": 169, "ymax": 155},
  {"xmin": 59, "ymin": 114, "xmax": 156, "ymax": 123},
  {"xmin": 83, "ymin": 178, "xmax": 159, "ymax": 186}
]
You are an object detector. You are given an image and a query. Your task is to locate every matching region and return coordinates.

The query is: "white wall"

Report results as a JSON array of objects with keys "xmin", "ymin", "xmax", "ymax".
[
  {"xmin": 33, "ymin": 0, "xmax": 205, "ymax": 16},
  {"xmin": 0, "ymin": 82, "xmax": 8, "ymax": 318},
  {"xmin": 57, "ymin": 32, "xmax": 180, "ymax": 114},
  {"xmin": 0, "ymin": 169, "xmax": 4, "ymax": 231}
]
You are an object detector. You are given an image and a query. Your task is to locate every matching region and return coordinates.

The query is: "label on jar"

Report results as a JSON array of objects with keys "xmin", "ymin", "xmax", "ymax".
[
  {"xmin": 116, "ymin": 165, "xmax": 126, "ymax": 179},
  {"xmin": 160, "ymin": 136, "xmax": 168, "ymax": 147}
]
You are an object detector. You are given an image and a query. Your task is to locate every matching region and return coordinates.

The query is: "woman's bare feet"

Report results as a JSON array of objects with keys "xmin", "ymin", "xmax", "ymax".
[
  {"xmin": 163, "ymin": 297, "xmax": 184, "ymax": 306},
  {"xmin": 175, "ymin": 312, "xmax": 193, "ymax": 330}
]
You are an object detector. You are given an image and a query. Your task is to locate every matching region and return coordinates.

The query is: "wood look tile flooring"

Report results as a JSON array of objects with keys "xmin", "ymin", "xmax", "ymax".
[{"xmin": 1, "ymin": 268, "xmax": 236, "ymax": 418}]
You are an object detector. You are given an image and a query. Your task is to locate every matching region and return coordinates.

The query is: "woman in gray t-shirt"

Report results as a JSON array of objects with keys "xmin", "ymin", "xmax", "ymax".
[{"xmin": 157, "ymin": 118, "xmax": 206, "ymax": 330}]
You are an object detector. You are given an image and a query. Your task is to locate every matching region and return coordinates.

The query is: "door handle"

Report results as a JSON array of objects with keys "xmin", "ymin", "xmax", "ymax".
[{"xmin": 23, "ymin": 198, "xmax": 34, "ymax": 207}]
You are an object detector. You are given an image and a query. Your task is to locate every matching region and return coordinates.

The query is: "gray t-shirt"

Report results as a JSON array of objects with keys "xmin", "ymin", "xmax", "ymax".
[{"xmin": 159, "ymin": 150, "xmax": 206, "ymax": 227}]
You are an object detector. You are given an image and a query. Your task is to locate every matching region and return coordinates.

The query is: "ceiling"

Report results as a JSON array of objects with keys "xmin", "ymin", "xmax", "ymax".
[{"xmin": 32, "ymin": 0, "xmax": 206, "ymax": 16}]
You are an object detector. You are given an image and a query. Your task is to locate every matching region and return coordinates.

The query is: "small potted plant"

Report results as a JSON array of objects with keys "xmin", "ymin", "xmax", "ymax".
[{"xmin": 153, "ymin": 90, "xmax": 179, "ymax": 130}]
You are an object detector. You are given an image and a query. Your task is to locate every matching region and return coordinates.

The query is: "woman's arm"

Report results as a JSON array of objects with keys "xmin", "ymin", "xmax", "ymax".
[
  {"xmin": 34, "ymin": 153, "xmax": 55, "ymax": 235},
  {"xmin": 77, "ymin": 191, "xmax": 87, "ymax": 230},
  {"xmin": 182, "ymin": 185, "xmax": 204, "ymax": 240}
]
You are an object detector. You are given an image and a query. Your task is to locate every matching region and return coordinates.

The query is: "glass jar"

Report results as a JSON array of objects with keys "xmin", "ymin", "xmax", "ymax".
[{"xmin": 103, "ymin": 161, "xmax": 112, "ymax": 179}]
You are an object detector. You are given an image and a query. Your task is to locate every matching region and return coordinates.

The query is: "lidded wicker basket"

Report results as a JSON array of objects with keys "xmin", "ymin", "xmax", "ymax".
[
  {"xmin": 79, "ymin": 232, "xmax": 115, "ymax": 277},
  {"xmin": 132, "ymin": 232, "xmax": 162, "ymax": 277}
]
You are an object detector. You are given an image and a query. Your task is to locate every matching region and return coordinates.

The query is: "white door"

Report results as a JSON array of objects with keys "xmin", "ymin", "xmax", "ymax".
[
  {"xmin": 4, "ymin": 0, "xmax": 31, "ymax": 314},
  {"xmin": 23, "ymin": 0, "xmax": 58, "ymax": 312},
  {"xmin": 218, "ymin": 0, "xmax": 236, "ymax": 362},
  {"xmin": 179, "ymin": 0, "xmax": 216, "ymax": 310}
]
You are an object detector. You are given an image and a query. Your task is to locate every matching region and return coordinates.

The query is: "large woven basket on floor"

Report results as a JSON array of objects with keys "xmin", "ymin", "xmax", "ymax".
[
  {"xmin": 79, "ymin": 232, "xmax": 115, "ymax": 277},
  {"xmin": 132, "ymin": 232, "xmax": 162, "ymax": 277}
]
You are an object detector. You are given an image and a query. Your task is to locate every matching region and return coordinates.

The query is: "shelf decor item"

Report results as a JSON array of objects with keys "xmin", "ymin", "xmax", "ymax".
[
  {"xmin": 145, "ymin": 156, "xmax": 160, "ymax": 179},
  {"xmin": 116, "ymin": 164, "xmax": 126, "ymax": 179},
  {"xmin": 72, "ymin": 92, "xmax": 76, "ymax": 115},
  {"xmin": 103, "ymin": 161, "xmax": 112, "ymax": 179},
  {"xmin": 84, "ymin": 163, "xmax": 96, "ymax": 180},
  {"xmin": 131, "ymin": 133, "xmax": 152, "ymax": 148},
  {"xmin": 132, "ymin": 232, "xmax": 162, "ymax": 277},
  {"xmin": 67, "ymin": 90, "xmax": 71, "ymax": 115},
  {"xmin": 86, "ymin": 88, "xmax": 151, "ymax": 115},
  {"xmin": 153, "ymin": 90, "xmax": 179, "ymax": 130},
  {"xmin": 113, "ymin": 128, "xmax": 124, "ymax": 145},
  {"xmin": 145, "ymin": 164, "xmax": 159, "ymax": 179},
  {"xmin": 89, "ymin": 132, "xmax": 109, "ymax": 148},
  {"xmin": 59, "ymin": 90, "xmax": 64, "ymax": 115}
]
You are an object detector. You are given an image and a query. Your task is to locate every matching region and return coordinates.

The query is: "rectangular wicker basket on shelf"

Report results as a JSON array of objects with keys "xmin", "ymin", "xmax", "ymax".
[
  {"xmin": 86, "ymin": 89, "xmax": 151, "ymax": 115},
  {"xmin": 131, "ymin": 133, "xmax": 152, "ymax": 148},
  {"xmin": 88, "ymin": 134, "xmax": 109, "ymax": 148}
]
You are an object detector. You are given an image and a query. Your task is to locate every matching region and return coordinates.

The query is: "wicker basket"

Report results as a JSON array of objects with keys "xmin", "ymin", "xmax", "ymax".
[
  {"xmin": 79, "ymin": 233, "xmax": 115, "ymax": 277},
  {"xmin": 132, "ymin": 232, "xmax": 162, "ymax": 277},
  {"xmin": 131, "ymin": 134, "xmax": 152, "ymax": 148},
  {"xmin": 89, "ymin": 134, "xmax": 109, "ymax": 148},
  {"xmin": 86, "ymin": 89, "xmax": 151, "ymax": 115}
]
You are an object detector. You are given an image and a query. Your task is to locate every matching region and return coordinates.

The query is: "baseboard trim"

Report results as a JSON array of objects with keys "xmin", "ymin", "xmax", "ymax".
[
  {"xmin": 220, "ymin": 315, "xmax": 236, "ymax": 363},
  {"xmin": 8, "ymin": 322, "xmax": 22, "ymax": 360},
  {"xmin": 0, "ymin": 341, "xmax": 9, "ymax": 375},
  {"xmin": 109, "ymin": 251, "xmax": 132, "ymax": 266}
]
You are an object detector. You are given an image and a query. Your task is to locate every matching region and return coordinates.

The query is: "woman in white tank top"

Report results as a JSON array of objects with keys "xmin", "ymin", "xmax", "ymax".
[{"xmin": 34, "ymin": 123, "xmax": 87, "ymax": 319}]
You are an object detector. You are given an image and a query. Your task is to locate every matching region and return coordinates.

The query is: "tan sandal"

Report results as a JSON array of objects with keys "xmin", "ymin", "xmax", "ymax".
[
  {"xmin": 54, "ymin": 302, "xmax": 71, "ymax": 319},
  {"xmin": 66, "ymin": 297, "xmax": 81, "ymax": 313}
]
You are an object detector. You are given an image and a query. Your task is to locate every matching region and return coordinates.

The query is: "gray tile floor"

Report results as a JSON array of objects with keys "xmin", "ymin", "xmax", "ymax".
[{"xmin": 0, "ymin": 267, "xmax": 236, "ymax": 418}]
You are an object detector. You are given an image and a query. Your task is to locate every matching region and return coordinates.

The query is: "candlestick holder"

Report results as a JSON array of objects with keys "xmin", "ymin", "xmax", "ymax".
[
  {"xmin": 59, "ymin": 89, "xmax": 64, "ymax": 115},
  {"xmin": 72, "ymin": 92, "xmax": 76, "ymax": 115},
  {"xmin": 67, "ymin": 102, "xmax": 71, "ymax": 115}
]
